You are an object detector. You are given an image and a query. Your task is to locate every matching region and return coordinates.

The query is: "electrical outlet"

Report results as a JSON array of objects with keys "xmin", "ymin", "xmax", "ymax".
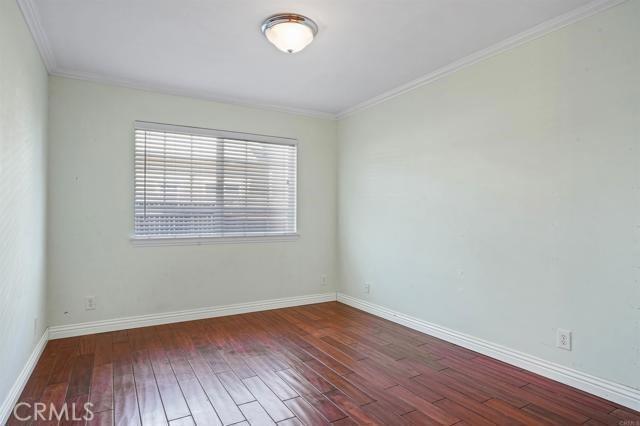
[
  {"xmin": 557, "ymin": 329, "xmax": 572, "ymax": 351},
  {"xmin": 320, "ymin": 275, "xmax": 328, "ymax": 287},
  {"xmin": 85, "ymin": 296, "xmax": 96, "ymax": 311},
  {"xmin": 364, "ymin": 283, "xmax": 371, "ymax": 294}
]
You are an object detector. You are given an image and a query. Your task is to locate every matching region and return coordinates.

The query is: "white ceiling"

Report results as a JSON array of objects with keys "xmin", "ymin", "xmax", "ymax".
[{"xmin": 24, "ymin": 0, "xmax": 607, "ymax": 117}]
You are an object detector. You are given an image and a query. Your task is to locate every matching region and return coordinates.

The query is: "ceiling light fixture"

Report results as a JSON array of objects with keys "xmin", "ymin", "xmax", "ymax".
[{"xmin": 261, "ymin": 13, "xmax": 318, "ymax": 54}]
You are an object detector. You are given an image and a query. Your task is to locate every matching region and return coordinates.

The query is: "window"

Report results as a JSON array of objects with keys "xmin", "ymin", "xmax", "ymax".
[{"xmin": 133, "ymin": 121, "xmax": 297, "ymax": 241}]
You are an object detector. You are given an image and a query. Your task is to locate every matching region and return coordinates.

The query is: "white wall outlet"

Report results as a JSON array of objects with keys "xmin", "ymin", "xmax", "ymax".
[
  {"xmin": 364, "ymin": 283, "xmax": 371, "ymax": 294},
  {"xmin": 85, "ymin": 296, "xmax": 96, "ymax": 310},
  {"xmin": 320, "ymin": 275, "xmax": 328, "ymax": 287},
  {"xmin": 557, "ymin": 328, "xmax": 572, "ymax": 351}
]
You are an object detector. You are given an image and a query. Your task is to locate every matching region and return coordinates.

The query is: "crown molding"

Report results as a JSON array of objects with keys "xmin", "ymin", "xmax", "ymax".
[
  {"xmin": 49, "ymin": 68, "xmax": 337, "ymax": 120},
  {"xmin": 16, "ymin": 0, "xmax": 56, "ymax": 71},
  {"xmin": 17, "ymin": 0, "xmax": 627, "ymax": 121},
  {"xmin": 15, "ymin": 0, "xmax": 336, "ymax": 120},
  {"xmin": 336, "ymin": 0, "xmax": 629, "ymax": 119}
]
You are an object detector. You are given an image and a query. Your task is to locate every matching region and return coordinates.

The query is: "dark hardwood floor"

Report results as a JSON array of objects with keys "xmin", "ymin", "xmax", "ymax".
[{"xmin": 8, "ymin": 302, "xmax": 639, "ymax": 425}]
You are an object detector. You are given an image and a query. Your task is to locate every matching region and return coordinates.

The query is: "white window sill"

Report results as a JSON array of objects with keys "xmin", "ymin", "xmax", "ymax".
[{"xmin": 130, "ymin": 233, "xmax": 300, "ymax": 247}]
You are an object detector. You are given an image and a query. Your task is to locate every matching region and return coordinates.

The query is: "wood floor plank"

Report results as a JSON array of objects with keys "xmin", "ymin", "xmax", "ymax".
[
  {"xmin": 284, "ymin": 397, "xmax": 331, "ymax": 425},
  {"xmin": 432, "ymin": 399, "xmax": 495, "ymax": 426},
  {"xmin": 11, "ymin": 302, "xmax": 638, "ymax": 426},
  {"xmin": 418, "ymin": 357, "xmax": 591, "ymax": 424},
  {"xmin": 111, "ymin": 338, "xmax": 139, "ymax": 426},
  {"xmin": 278, "ymin": 417, "xmax": 303, "ymax": 426},
  {"xmin": 299, "ymin": 345, "xmax": 354, "ymax": 377},
  {"xmin": 200, "ymin": 348, "xmax": 232, "ymax": 374},
  {"xmin": 187, "ymin": 356, "xmax": 245, "ymax": 425},
  {"xmin": 131, "ymin": 350, "xmax": 167, "ymax": 426},
  {"xmin": 33, "ymin": 382, "xmax": 68, "ymax": 426},
  {"xmin": 147, "ymin": 344, "xmax": 190, "ymax": 421},
  {"xmin": 89, "ymin": 363, "xmax": 113, "ymax": 413},
  {"xmin": 410, "ymin": 375, "xmax": 522, "ymax": 425},
  {"xmin": 323, "ymin": 390, "xmax": 378, "ymax": 425},
  {"xmin": 522, "ymin": 403, "xmax": 579, "ymax": 425},
  {"xmin": 386, "ymin": 374, "xmax": 444, "ymax": 404},
  {"xmin": 287, "ymin": 359, "xmax": 337, "ymax": 395},
  {"xmin": 360, "ymin": 402, "xmax": 411, "ymax": 425},
  {"xmin": 60, "ymin": 394, "xmax": 89, "ymax": 426},
  {"xmin": 331, "ymin": 417, "xmax": 358, "ymax": 426},
  {"xmin": 439, "ymin": 366, "xmax": 529, "ymax": 408},
  {"xmin": 239, "ymin": 401, "xmax": 276, "ymax": 425},
  {"xmin": 93, "ymin": 333, "xmax": 114, "ymax": 367},
  {"xmin": 217, "ymin": 370, "xmax": 256, "ymax": 405},
  {"xmin": 135, "ymin": 380, "xmax": 167, "ymax": 426},
  {"xmin": 343, "ymin": 373, "xmax": 415, "ymax": 416},
  {"xmin": 170, "ymin": 358, "xmax": 222, "ymax": 426},
  {"xmin": 242, "ymin": 376, "xmax": 295, "ymax": 422},
  {"xmin": 67, "ymin": 354, "xmax": 93, "ymax": 398},
  {"xmin": 320, "ymin": 336, "xmax": 368, "ymax": 361},
  {"xmin": 277, "ymin": 369, "xmax": 346, "ymax": 422},
  {"xmin": 168, "ymin": 416, "xmax": 195, "ymax": 426},
  {"xmin": 87, "ymin": 409, "xmax": 114, "ymax": 426},
  {"xmin": 522, "ymin": 383, "xmax": 621, "ymax": 424},
  {"xmin": 612, "ymin": 408, "xmax": 640, "ymax": 421},
  {"xmin": 401, "ymin": 410, "xmax": 444, "ymax": 426},
  {"xmin": 440, "ymin": 356, "xmax": 528, "ymax": 388},
  {"xmin": 113, "ymin": 372, "xmax": 141, "ymax": 426},
  {"xmin": 484, "ymin": 399, "xmax": 555, "ymax": 426},
  {"xmin": 49, "ymin": 346, "xmax": 80, "ymax": 385},
  {"xmin": 244, "ymin": 355, "xmax": 299, "ymax": 400},
  {"xmin": 409, "ymin": 366, "xmax": 493, "ymax": 403},
  {"xmin": 13, "ymin": 373, "xmax": 50, "ymax": 416},
  {"xmin": 303, "ymin": 359, "xmax": 373, "ymax": 405},
  {"xmin": 221, "ymin": 349, "xmax": 256, "ymax": 379},
  {"xmin": 386, "ymin": 385, "xmax": 459, "ymax": 425},
  {"xmin": 475, "ymin": 356, "xmax": 618, "ymax": 411}
]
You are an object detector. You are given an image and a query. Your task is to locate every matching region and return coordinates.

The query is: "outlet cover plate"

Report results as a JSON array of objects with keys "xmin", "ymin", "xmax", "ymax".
[
  {"xmin": 556, "ymin": 328, "xmax": 572, "ymax": 351},
  {"xmin": 85, "ymin": 296, "xmax": 96, "ymax": 311}
]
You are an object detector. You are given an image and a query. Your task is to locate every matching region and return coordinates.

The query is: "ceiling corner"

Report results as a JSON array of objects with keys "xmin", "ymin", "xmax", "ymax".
[
  {"xmin": 335, "ymin": 0, "xmax": 630, "ymax": 119},
  {"xmin": 16, "ymin": 0, "xmax": 57, "ymax": 72}
]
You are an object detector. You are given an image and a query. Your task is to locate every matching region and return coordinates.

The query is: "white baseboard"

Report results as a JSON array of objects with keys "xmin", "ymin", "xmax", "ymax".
[
  {"xmin": 337, "ymin": 293, "xmax": 640, "ymax": 411},
  {"xmin": 49, "ymin": 292, "xmax": 337, "ymax": 339},
  {"xmin": 0, "ymin": 329, "xmax": 49, "ymax": 425},
  {"xmin": 9, "ymin": 292, "xmax": 638, "ymax": 420}
]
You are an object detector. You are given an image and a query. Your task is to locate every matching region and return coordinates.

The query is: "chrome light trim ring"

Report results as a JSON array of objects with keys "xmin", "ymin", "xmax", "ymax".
[{"xmin": 261, "ymin": 13, "xmax": 318, "ymax": 37}]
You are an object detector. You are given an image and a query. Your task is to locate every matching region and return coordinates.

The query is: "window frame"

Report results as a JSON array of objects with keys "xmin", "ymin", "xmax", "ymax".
[{"xmin": 130, "ymin": 121, "xmax": 300, "ymax": 246}]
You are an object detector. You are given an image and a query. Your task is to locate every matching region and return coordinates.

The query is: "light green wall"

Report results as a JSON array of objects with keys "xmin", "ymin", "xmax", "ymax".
[
  {"xmin": 338, "ymin": 0, "xmax": 640, "ymax": 389},
  {"xmin": 0, "ymin": 0, "xmax": 48, "ymax": 407},
  {"xmin": 6, "ymin": 0, "xmax": 639, "ymax": 408},
  {"xmin": 47, "ymin": 76, "xmax": 338, "ymax": 327}
]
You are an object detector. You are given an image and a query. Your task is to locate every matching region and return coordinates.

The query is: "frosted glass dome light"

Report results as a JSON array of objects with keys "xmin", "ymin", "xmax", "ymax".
[{"xmin": 261, "ymin": 14, "xmax": 318, "ymax": 54}]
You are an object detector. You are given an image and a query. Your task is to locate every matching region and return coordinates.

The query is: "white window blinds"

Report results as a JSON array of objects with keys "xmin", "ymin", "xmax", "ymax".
[{"xmin": 134, "ymin": 122, "xmax": 297, "ymax": 239}]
